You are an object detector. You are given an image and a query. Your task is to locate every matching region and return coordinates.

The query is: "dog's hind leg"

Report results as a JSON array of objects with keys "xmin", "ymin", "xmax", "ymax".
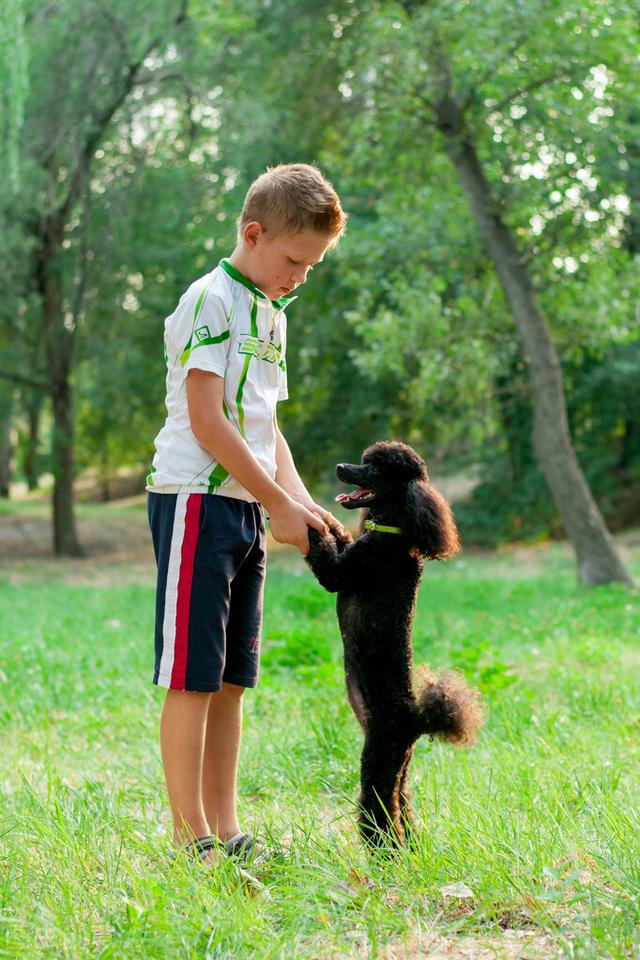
[
  {"xmin": 346, "ymin": 677, "xmax": 368, "ymax": 731},
  {"xmin": 357, "ymin": 728, "xmax": 412, "ymax": 849},
  {"xmin": 397, "ymin": 745, "xmax": 417, "ymax": 847}
]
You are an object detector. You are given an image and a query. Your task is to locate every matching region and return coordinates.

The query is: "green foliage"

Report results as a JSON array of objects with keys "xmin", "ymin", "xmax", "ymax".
[
  {"xmin": 0, "ymin": 0, "xmax": 28, "ymax": 191},
  {"xmin": 200, "ymin": 0, "xmax": 640, "ymax": 538},
  {"xmin": 2, "ymin": 0, "xmax": 640, "ymax": 547},
  {"xmin": 73, "ymin": 157, "xmax": 228, "ymax": 477},
  {"xmin": 456, "ymin": 341, "xmax": 640, "ymax": 544}
]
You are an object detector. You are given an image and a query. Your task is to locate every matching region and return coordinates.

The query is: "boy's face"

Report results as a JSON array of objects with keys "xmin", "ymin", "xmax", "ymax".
[{"xmin": 244, "ymin": 224, "xmax": 332, "ymax": 300}]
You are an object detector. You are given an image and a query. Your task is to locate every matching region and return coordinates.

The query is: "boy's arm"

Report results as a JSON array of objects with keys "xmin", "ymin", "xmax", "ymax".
[
  {"xmin": 186, "ymin": 369, "xmax": 326, "ymax": 554},
  {"xmin": 274, "ymin": 419, "xmax": 344, "ymax": 534}
]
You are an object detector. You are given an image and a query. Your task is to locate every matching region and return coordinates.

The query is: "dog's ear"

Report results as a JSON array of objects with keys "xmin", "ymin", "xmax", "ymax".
[{"xmin": 404, "ymin": 480, "xmax": 461, "ymax": 560}]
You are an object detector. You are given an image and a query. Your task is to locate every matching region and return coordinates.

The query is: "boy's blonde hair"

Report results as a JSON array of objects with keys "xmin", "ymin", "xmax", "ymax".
[{"xmin": 237, "ymin": 163, "xmax": 346, "ymax": 248}]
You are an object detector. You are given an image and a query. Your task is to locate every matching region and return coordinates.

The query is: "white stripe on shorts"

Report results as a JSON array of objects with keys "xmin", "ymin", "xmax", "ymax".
[{"xmin": 157, "ymin": 492, "xmax": 189, "ymax": 686}]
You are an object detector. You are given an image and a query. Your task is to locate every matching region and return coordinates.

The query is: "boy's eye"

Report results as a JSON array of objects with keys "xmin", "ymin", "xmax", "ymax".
[{"xmin": 287, "ymin": 257, "xmax": 314, "ymax": 272}]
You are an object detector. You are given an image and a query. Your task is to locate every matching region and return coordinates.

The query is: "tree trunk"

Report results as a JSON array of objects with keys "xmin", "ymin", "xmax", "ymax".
[
  {"xmin": 37, "ymin": 212, "xmax": 82, "ymax": 557},
  {"xmin": 50, "ymin": 378, "xmax": 82, "ymax": 555},
  {"xmin": 23, "ymin": 388, "xmax": 43, "ymax": 491},
  {"xmin": 0, "ymin": 383, "xmax": 13, "ymax": 498},
  {"xmin": 100, "ymin": 446, "xmax": 111, "ymax": 502},
  {"xmin": 443, "ymin": 134, "xmax": 633, "ymax": 585}
]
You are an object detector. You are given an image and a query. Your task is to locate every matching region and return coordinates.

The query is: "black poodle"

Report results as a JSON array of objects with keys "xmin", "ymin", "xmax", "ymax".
[{"xmin": 306, "ymin": 441, "xmax": 484, "ymax": 848}]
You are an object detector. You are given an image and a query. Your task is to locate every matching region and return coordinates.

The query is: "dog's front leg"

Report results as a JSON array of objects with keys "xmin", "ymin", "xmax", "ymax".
[
  {"xmin": 326, "ymin": 516, "xmax": 352, "ymax": 554},
  {"xmin": 305, "ymin": 528, "xmax": 368, "ymax": 593}
]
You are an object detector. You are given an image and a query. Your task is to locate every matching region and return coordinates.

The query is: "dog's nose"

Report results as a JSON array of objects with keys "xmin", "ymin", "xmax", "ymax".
[{"xmin": 336, "ymin": 463, "xmax": 345, "ymax": 472}]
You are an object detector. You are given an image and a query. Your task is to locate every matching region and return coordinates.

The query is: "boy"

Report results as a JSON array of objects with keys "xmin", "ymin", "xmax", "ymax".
[{"xmin": 146, "ymin": 163, "xmax": 346, "ymax": 868}]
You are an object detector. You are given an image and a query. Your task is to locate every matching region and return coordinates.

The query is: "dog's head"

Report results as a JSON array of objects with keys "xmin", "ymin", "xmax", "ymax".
[{"xmin": 335, "ymin": 441, "xmax": 460, "ymax": 560}]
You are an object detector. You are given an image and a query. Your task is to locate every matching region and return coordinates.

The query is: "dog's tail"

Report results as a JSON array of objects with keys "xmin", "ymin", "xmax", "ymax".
[{"xmin": 412, "ymin": 665, "xmax": 484, "ymax": 746}]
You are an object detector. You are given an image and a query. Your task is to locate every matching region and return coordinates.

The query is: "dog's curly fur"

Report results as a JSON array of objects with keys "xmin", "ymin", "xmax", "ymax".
[{"xmin": 305, "ymin": 441, "xmax": 484, "ymax": 848}]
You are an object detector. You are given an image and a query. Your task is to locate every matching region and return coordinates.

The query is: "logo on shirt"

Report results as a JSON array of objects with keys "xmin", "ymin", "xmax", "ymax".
[
  {"xmin": 195, "ymin": 325, "xmax": 211, "ymax": 342},
  {"xmin": 238, "ymin": 335, "xmax": 281, "ymax": 365}
]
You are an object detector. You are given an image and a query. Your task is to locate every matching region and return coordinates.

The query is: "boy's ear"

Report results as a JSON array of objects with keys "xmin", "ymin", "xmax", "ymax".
[{"xmin": 243, "ymin": 221, "xmax": 265, "ymax": 250}]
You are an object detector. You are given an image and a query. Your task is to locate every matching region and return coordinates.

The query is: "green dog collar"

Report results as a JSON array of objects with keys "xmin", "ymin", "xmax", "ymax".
[{"xmin": 363, "ymin": 520, "xmax": 403, "ymax": 535}]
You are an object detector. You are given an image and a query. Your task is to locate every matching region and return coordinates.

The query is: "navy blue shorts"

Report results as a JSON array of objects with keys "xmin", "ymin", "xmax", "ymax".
[{"xmin": 148, "ymin": 492, "xmax": 266, "ymax": 692}]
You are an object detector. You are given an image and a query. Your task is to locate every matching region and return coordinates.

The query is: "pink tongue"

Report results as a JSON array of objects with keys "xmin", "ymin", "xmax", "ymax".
[{"xmin": 335, "ymin": 488, "xmax": 373, "ymax": 503}]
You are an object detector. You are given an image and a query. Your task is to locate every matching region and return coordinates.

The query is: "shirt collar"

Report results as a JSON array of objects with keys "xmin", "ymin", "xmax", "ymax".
[{"xmin": 220, "ymin": 258, "xmax": 297, "ymax": 310}]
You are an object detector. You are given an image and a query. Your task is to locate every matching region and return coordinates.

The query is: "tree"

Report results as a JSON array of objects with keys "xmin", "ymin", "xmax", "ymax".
[
  {"xmin": 1, "ymin": 0, "xmax": 218, "ymax": 553},
  {"xmin": 331, "ymin": 0, "xmax": 636, "ymax": 584}
]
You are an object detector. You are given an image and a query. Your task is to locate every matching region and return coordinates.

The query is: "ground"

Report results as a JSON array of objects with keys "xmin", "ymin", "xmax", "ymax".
[{"xmin": 0, "ymin": 496, "xmax": 638, "ymax": 959}]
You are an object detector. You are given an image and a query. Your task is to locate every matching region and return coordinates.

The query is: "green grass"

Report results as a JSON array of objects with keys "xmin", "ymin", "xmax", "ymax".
[{"xmin": 0, "ymin": 508, "xmax": 639, "ymax": 959}]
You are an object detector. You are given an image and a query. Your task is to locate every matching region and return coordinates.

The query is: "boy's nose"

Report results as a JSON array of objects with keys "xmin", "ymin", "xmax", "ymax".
[{"xmin": 290, "ymin": 265, "xmax": 309, "ymax": 284}]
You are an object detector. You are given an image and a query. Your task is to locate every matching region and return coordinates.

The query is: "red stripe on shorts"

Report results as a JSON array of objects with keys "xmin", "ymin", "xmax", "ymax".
[{"xmin": 171, "ymin": 494, "xmax": 202, "ymax": 688}]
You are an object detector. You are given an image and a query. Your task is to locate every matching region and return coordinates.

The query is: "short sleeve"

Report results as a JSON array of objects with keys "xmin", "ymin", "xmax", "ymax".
[{"xmin": 176, "ymin": 283, "xmax": 231, "ymax": 378}]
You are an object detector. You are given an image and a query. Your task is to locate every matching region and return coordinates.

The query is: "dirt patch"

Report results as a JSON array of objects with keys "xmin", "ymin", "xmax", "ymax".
[
  {"xmin": 309, "ymin": 929, "xmax": 557, "ymax": 960},
  {"xmin": 0, "ymin": 496, "xmax": 294, "ymax": 585},
  {"xmin": 1, "ymin": 497, "xmax": 638, "ymax": 587},
  {"xmin": 377, "ymin": 930, "xmax": 556, "ymax": 959},
  {"xmin": 0, "ymin": 496, "xmax": 156, "ymax": 585}
]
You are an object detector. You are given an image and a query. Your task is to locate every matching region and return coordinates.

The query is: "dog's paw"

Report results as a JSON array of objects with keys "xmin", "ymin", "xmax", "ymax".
[
  {"xmin": 334, "ymin": 529, "xmax": 353, "ymax": 552},
  {"xmin": 327, "ymin": 516, "xmax": 352, "ymax": 544}
]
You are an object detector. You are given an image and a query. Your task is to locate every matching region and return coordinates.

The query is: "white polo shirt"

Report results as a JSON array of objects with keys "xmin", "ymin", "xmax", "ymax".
[{"xmin": 146, "ymin": 259, "xmax": 293, "ymax": 501}]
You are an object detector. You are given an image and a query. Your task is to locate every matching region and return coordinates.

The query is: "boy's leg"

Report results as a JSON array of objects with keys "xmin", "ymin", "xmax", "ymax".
[
  {"xmin": 202, "ymin": 682, "xmax": 245, "ymax": 840},
  {"xmin": 202, "ymin": 505, "xmax": 265, "ymax": 841},
  {"xmin": 160, "ymin": 689, "xmax": 212, "ymax": 845}
]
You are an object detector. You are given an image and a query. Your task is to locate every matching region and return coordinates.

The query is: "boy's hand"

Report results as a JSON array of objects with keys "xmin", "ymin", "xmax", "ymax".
[
  {"xmin": 292, "ymin": 497, "xmax": 347, "ymax": 538},
  {"xmin": 267, "ymin": 494, "xmax": 328, "ymax": 556}
]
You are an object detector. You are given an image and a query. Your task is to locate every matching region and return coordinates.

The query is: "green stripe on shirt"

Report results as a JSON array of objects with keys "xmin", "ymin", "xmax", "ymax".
[
  {"xmin": 235, "ymin": 294, "xmax": 259, "ymax": 438},
  {"xmin": 180, "ymin": 329, "xmax": 230, "ymax": 367}
]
